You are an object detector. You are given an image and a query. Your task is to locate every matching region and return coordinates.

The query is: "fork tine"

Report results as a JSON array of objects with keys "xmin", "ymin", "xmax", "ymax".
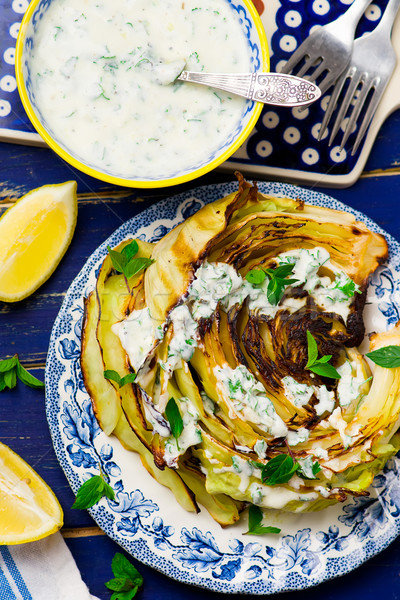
[
  {"xmin": 280, "ymin": 48, "xmax": 307, "ymax": 75},
  {"xmin": 318, "ymin": 75, "xmax": 347, "ymax": 141},
  {"xmin": 295, "ymin": 55, "xmax": 322, "ymax": 79},
  {"xmin": 314, "ymin": 71, "xmax": 340, "ymax": 96},
  {"xmin": 339, "ymin": 78, "xmax": 373, "ymax": 149},
  {"xmin": 328, "ymin": 70, "xmax": 360, "ymax": 145},
  {"xmin": 350, "ymin": 86, "xmax": 386, "ymax": 155}
]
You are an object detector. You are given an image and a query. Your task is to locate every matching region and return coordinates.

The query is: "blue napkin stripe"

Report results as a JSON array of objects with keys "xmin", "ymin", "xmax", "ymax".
[{"xmin": 0, "ymin": 547, "xmax": 32, "ymax": 600}]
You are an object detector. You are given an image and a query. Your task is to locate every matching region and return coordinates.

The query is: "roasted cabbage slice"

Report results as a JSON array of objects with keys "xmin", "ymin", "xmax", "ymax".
[{"xmin": 82, "ymin": 175, "xmax": 400, "ymax": 525}]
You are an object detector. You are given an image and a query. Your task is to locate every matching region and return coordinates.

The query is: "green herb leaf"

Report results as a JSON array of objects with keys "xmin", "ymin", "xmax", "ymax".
[
  {"xmin": 366, "ymin": 345, "xmax": 400, "ymax": 368},
  {"xmin": 107, "ymin": 245, "xmax": 128, "ymax": 273},
  {"xmin": 118, "ymin": 373, "xmax": 137, "ymax": 387},
  {"xmin": 16, "ymin": 363, "xmax": 45, "ymax": 389},
  {"xmin": 120, "ymin": 240, "xmax": 139, "ymax": 261},
  {"xmin": 0, "ymin": 356, "xmax": 18, "ymax": 372},
  {"xmin": 305, "ymin": 331, "xmax": 341, "ymax": 379},
  {"xmin": 305, "ymin": 331, "xmax": 318, "ymax": 367},
  {"xmin": 264, "ymin": 264, "xmax": 298, "ymax": 305},
  {"xmin": 105, "ymin": 553, "xmax": 143, "ymax": 600},
  {"xmin": 3, "ymin": 367, "xmax": 17, "ymax": 389},
  {"xmin": 124, "ymin": 257, "xmax": 154, "ymax": 279},
  {"xmin": 104, "ymin": 369, "xmax": 122, "ymax": 384},
  {"xmin": 107, "ymin": 242, "xmax": 154, "ymax": 282},
  {"xmin": 244, "ymin": 505, "xmax": 281, "ymax": 535},
  {"xmin": 0, "ymin": 355, "xmax": 45, "ymax": 391},
  {"xmin": 165, "ymin": 397, "xmax": 183, "ymax": 441},
  {"xmin": 72, "ymin": 473, "xmax": 115, "ymax": 510},
  {"xmin": 105, "ymin": 577, "xmax": 133, "ymax": 592},
  {"xmin": 104, "ymin": 370, "xmax": 136, "ymax": 388},
  {"xmin": 297, "ymin": 458, "xmax": 321, "ymax": 480},
  {"xmin": 111, "ymin": 553, "xmax": 143, "ymax": 586},
  {"xmin": 261, "ymin": 454, "xmax": 298, "ymax": 485},
  {"xmin": 308, "ymin": 363, "xmax": 341, "ymax": 379},
  {"xmin": 245, "ymin": 269, "xmax": 266, "ymax": 285}
]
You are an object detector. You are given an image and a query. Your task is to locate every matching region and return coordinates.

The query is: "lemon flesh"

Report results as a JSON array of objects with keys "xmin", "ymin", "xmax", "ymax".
[
  {"xmin": 0, "ymin": 441, "xmax": 63, "ymax": 544},
  {"xmin": 0, "ymin": 181, "xmax": 77, "ymax": 302}
]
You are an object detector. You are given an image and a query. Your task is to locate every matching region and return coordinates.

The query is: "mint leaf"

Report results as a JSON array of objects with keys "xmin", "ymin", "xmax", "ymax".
[
  {"xmin": 305, "ymin": 331, "xmax": 340, "ymax": 379},
  {"xmin": 107, "ymin": 242, "xmax": 153, "ymax": 281},
  {"xmin": 264, "ymin": 264, "xmax": 298, "ymax": 305},
  {"xmin": 308, "ymin": 363, "xmax": 341, "ymax": 379},
  {"xmin": 107, "ymin": 245, "xmax": 128, "ymax": 273},
  {"xmin": 72, "ymin": 473, "xmax": 115, "ymax": 510},
  {"xmin": 118, "ymin": 373, "xmax": 137, "ymax": 387},
  {"xmin": 245, "ymin": 269, "xmax": 266, "ymax": 285},
  {"xmin": 305, "ymin": 331, "xmax": 318, "ymax": 367},
  {"xmin": 0, "ymin": 356, "xmax": 18, "ymax": 372},
  {"xmin": 105, "ymin": 553, "xmax": 143, "ymax": 600},
  {"xmin": 16, "ymin": 363, "xmax": 45, "ymax": 389},
  {"xmin": 104, "ymin": 370, "xmax": 136, "ymax": 388},
  {"xmin": 104, "ymin": 370, "xmax": 122, "ymax": 384},
  {"xmin": 245, "ymin": 505, "xmax": 281, "ymax": 535},
  {"xmin": 366, "ymin": 345, "xmax": 400, "ymax": 368},
  {"xmin": 3, "ymin": 367, "xmax": 17, "ymax": 389},
  {"xmin": 120, "ymin": 240, "xmax": 139, "ymax": 261},
  {"xmin": 105, "ymin": 577, "xmax": 133, "ymax": 592},
  {"xmin": 111, "ymin": 553, "xmax": 143, "ymax": 586},
  {"xmin": 165, "ymin": 397, "xmax": 183, "ymax": 441},
  {"xmin": 0, "ymin": 355, "xmax": 45, "ymax": 391},
  {"xmin": 124, "ymin": 257, "xmax": 154, "ymax": 279},
  {"xmin": 261, "ymin": 454, "xmax": 298, "ymax": 485}
]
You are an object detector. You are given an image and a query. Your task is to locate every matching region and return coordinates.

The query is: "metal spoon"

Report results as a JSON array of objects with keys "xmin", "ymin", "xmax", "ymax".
[{"xmin": 177, "ymin": 71, "xmax": 321, "ymax": 107}]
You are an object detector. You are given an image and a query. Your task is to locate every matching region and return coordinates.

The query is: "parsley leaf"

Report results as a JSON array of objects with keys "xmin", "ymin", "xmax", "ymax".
[
  {"xmin": 0, "ymin": 355, "xmax": 45, "ymax": 391},
  {"xmin": 305, "ymin": 331, "xmax": 341, "ymax": 379},
  {"xmin": 245, "ymin": 505, "xmax": 281, "ymax": 535},
  {"xmin": 107, "ymin": 241, "xmax": 154, "ymax": 281},
  {"xmin": 165, "ymin": 397, "xmax": 183, "ymax": 441},
  {"xmin": 105, "ymin": 553, "xmax": 143, "ymax": 600},
  {"xmin": 366, "ymin": 345, "xmax": 400, "ymax": 368},
  {"xmin": 260, "ymin": 454, "xmax": 299, "ymax": 485},
  {"xmin": 104, "ymin": 370, "xmax": 136, "ymax": 387},
  {"xmin": 72, "ymin": 472, "xmax": 115, "ymax": 510}
]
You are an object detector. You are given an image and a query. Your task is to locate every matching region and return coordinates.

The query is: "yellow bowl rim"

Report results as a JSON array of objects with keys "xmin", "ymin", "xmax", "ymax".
[{"xmin": 15, "ymin": 0, "xmax": 269, "ymax": 189}]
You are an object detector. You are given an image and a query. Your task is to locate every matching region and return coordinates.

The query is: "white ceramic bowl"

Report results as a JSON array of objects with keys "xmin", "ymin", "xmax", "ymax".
[{"xmin": 16, "ymin": 0, "xmax": 269, "ymax": 188}]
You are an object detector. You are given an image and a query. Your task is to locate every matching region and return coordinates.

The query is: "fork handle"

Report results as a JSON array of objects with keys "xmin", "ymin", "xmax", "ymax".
[
  {"xmin": 177, "ymin": 72, "xmax": 321, "ymax": 107},
  {"xmin": 334, "ymin": 0, "xmax": 373, "ymax": 34},
  {"xmin": 376, "ymin": 0, "xmax": 400, "ymax": 33}
]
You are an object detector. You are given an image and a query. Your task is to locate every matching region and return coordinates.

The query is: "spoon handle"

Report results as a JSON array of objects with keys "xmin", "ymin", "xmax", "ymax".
[{"xmin": 177, "ymin": 71, "xmax": 321, "ymax": 107}]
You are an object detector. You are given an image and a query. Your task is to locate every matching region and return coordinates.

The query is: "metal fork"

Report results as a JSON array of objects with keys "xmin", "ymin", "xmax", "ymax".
[
  {"xmin": 280, "ymin": 0, "xmax": 372, "ymax": 95},
  {"xmin": 319, "ymin": 0, "xmax": 400, "ymax": 155}
]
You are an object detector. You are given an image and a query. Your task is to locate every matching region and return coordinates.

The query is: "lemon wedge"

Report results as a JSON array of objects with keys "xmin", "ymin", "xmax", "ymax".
[
  {"xmin": 0, "ymin": 441, "xmax": 63, "ymax": 544},
  {"xmin": 0, "ymin": 181, "xmax": 77, "ymax": 302}
]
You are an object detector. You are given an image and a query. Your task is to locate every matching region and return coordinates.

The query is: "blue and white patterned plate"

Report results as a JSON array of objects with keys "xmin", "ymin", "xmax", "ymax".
[{"xmin": 46, "ymin": 181, "xmax": 400, "ymax": 594}]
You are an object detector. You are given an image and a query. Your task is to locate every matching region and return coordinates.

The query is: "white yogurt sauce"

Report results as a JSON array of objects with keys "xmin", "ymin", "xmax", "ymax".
[
  {"xmin": 214, "ymin": 363, "xmax": 288, "ymax": 438},
  {"xmin": 28, "ymin": 0, "xmax": 251, "ymax": 179},
  {"xmin": 112, "ymin": 307, "xmax": 156, "ymax": 371}
]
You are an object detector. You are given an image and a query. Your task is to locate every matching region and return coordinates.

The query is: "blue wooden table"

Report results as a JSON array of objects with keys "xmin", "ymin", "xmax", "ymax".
[{"xmin": 2, "ymin": 108, "xmax": 400, "ymax": 599}]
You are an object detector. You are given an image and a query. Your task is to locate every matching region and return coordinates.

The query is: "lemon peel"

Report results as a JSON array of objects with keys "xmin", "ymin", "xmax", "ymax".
[
  {"xmin": 0, "ymin": 181, "xmax": 77, "ymax": 302},
  {"xmin": 0, "ymin": 441, "xmax": 63, "ymax": 544}
]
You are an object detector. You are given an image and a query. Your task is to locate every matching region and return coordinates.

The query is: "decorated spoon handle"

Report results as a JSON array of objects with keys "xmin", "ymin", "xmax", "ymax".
[{"xmin": 177, "ymin": 71, "xmax": 321, "ymax": 107}]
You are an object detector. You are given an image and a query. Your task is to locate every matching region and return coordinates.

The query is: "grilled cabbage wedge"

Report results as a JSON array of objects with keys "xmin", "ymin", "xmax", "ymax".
[{"xmin": 81, "ymin": 175, "xmax": 400, "ymax": 526}]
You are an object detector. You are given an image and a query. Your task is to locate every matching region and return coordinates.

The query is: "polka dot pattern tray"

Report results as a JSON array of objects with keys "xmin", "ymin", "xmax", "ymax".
[
  {"xmin": 3, "ymin": 0, "xmax": 400, "ymax": 184},
  {"xmin": 0, "ymin": 0, "xmax": 44, "ymax": 145},
  {"xmin": 226, "ymin": 0, "xmax": 400, "ymax": 187}
]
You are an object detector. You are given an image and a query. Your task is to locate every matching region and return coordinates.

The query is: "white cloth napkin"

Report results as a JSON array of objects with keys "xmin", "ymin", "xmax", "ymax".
[{"xmin": 0, "ymin": 532, "xmax": 100, "ymax": 600}]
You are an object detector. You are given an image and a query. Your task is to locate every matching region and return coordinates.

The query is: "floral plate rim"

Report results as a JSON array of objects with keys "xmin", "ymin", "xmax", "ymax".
[{"xmin": 45, "ymin": 180, "xmax": 400, "ymax": 595}]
